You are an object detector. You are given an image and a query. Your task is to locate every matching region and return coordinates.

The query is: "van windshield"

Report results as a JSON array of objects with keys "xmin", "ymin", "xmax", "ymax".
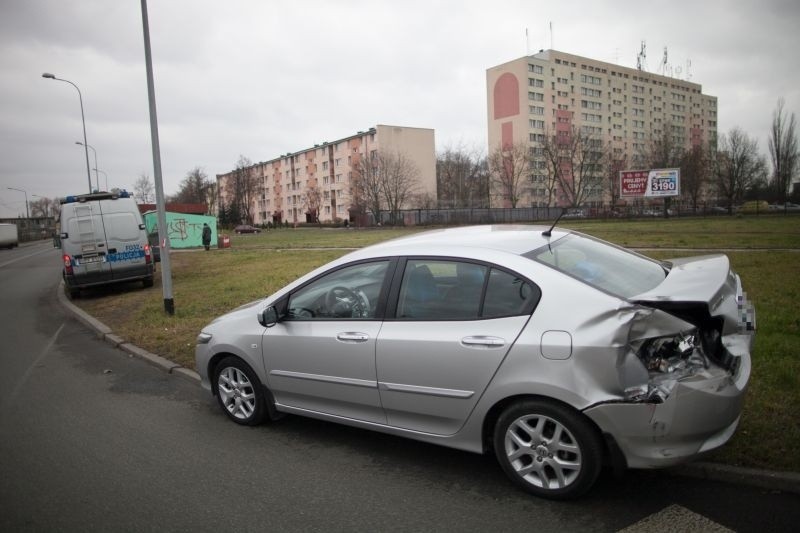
[{"xmin": 524, "ymin": 234, "xmax": 667, "ymax": 298}]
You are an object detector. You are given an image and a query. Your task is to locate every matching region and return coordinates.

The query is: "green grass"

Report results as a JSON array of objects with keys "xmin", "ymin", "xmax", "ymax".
[{"xmin": 74, "ymin": 215, "xmax": 800, "ymax": 472}]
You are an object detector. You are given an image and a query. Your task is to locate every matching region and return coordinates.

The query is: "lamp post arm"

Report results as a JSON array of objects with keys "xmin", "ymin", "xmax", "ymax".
[{"xmin": 49, "ymin": 76, "xmax": 92, "ymax": 193}]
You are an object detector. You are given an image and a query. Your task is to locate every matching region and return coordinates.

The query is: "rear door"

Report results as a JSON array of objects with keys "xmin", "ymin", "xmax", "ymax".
[
  {"xmin": 64, "ymin": 202, "xmax": 112, "ymax": 283},
  {"xmin": 98, "ymin": 199, "xmax": 149, "ymax": 280},
  {"xmin": 376, "ymin": 258, "xmax": 539, "ymax": 435}
]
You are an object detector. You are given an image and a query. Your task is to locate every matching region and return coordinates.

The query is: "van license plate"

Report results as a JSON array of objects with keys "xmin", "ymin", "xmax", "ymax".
[{"xmin": 78, "ymin": 256, "xmax": 103, "ymax": 265}]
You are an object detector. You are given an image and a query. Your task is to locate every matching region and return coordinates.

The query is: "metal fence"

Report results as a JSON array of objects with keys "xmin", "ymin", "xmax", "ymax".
[
  {"xmin": 366, "ymin": 204, "xmax": 773, "ymax": 227},
  {"xmin": 0, "ymin": 217, "xmax": 56, "ymax": 243}
]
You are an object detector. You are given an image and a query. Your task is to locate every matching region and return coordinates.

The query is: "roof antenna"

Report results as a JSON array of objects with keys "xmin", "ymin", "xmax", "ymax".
[{"xmin": 542, "ymin": 208, "xmax": 566, "ymax": 237}]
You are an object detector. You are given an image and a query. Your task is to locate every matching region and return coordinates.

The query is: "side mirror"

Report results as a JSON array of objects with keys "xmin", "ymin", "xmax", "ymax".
[{"xmin": 258, "ymin": 306, "xmax": 279, "ymax": 328}]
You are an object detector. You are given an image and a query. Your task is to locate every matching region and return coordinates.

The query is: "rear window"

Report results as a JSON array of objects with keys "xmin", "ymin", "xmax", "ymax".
[
  {"xmin": 524, "ymin": 233, "xmax": 667, "ymax": 298},
  {"xmin": 104, "ymin": 212, "xmax": 141, "ymax": 241}
]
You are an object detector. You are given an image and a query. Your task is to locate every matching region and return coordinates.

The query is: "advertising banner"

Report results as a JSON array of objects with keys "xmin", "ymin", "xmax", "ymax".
[
  {"xmin": 620, "ymin": 168, "xmax": 680, "ymax": 198},
  {"xmin": 620, "ymin": 170, "xmax": 649, "ymax": 197},
  {"xmin": 645, "ymin": 168, "xmax": 680, "ymax": 197}
]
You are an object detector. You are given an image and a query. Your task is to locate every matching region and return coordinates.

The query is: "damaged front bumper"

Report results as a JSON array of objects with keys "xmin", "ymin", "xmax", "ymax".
[{"xmin": 584, "ymin": 333, "xmax": 752, "ymax": 469}]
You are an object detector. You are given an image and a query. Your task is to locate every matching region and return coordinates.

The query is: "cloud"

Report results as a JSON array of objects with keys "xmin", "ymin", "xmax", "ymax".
[{"xmin": 1, "ymin": 0, "xmax": 798, "ymax": 216}]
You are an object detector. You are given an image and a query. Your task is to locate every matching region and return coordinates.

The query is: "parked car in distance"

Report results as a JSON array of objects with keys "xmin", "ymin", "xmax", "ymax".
[
  {"xmin": 196, "ymin": 225, "xmax": 755, "ymax": 499},
  {"xmin": 562, "ymin": 209, "xmax": 586, "ymax": 219},
  {"xmin": 234, "ymin": 224, "xmax": 261, "ymax": 234},
  {"xmin": 737, "ymin": 200, "xmax": 769, "ymax": 214},
  {"xmin": 770, "ymin": 202, "xmax": 800, "ymax": 212}
]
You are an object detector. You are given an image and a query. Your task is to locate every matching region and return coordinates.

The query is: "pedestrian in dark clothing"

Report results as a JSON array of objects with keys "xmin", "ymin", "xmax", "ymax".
[{"xmin": 202, "ymin": 223, "xmax": 212, "ymax": 251}]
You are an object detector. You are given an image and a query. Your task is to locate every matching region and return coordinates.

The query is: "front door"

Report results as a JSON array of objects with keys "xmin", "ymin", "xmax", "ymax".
[{"xmin": 263, "ymin": 260, "xmax": 391, "ymax": 424}]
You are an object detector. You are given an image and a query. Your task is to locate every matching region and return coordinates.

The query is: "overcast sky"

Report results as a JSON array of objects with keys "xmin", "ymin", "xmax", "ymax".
[{"xmin": 1, "ymin": 0, "xmax": 798, "ymax": 217}]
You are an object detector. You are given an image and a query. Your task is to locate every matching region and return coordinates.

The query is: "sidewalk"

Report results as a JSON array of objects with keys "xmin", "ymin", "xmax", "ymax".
[{"xmin": 57, "ymin": 281, "xmax": 800, "ymax": 497}]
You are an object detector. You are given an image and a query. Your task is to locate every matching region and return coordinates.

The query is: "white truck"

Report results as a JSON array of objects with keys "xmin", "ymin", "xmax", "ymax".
[{"xmin": 0, "ymin": 223, "xmax": 19, "ymax": 248}]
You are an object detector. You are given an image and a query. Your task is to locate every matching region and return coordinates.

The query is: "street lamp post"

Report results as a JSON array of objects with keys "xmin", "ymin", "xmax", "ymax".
[
  {"xmin": 7, "ymin": 187, "xmax": 29, "ymax": 219},
  {"xmin": 93, "ymin": 168, "xmax": 108, "ymax": 191},
  {"xmin": 76, "ymin": 141, "xmax": 99, "ymax": 191},
  {"xmin": 42, "ymin": 73, "xmax": 92, "ymax": 194}
]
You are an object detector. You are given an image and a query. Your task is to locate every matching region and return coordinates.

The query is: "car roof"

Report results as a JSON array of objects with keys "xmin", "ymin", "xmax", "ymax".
[{"xmin": 356, "ymin": 225, "xmax": 571, "ymax": 258}]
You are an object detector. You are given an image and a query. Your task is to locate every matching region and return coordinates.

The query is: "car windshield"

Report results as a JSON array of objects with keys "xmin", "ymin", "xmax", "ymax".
[{"xmin": 524, "ymin": 233, "xmax": 667, "ymax": 298}]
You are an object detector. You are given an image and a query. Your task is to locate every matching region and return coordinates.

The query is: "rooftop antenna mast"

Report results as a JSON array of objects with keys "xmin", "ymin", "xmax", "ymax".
[
  {"xmin": 550, "ymin": 21, "xmax": 554, "ymax": 50},
  {"xmin": 636, "ymin": 40, "xmax": 647, "ymax": 71},
  {"xmin": 659, "ymin": 46, "xmax": 672, "ymax": 77},
  {"xmin": 525, "ymin": 27, "xmax": 530, "ymax": 55}
]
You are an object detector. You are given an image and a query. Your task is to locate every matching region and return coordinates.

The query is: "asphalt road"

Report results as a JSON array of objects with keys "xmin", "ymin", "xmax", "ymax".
[{"xmin": 1, "ymin": 242, "xmax": 799, "ymax": 532}]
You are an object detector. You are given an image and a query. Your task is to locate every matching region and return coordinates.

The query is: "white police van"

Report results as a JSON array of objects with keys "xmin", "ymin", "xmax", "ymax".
[{"xmin": 59, "ymin": 190, "xmax": 154, "ymax": 297}]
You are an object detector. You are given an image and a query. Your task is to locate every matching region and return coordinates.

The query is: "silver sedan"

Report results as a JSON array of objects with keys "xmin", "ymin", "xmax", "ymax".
[{"xmin": 196, "ymin": 225, "xmax": 754, "ymax": 499}]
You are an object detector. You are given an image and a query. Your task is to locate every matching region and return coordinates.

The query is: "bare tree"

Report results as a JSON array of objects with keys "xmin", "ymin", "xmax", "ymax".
[
  {"xmin": 172, "ymin": 167, "xmax": 212, "ymax": 212},
  {"xmin": 768, "ymin": 98, "xmax": 798, "ymax": 203},
  {"xmin": 226, "ymin": 155, "xmax": 258, "ymax": 224},
  {"xmin": 714, "ymin": 128, "xmax": 767, "ymax": 213},
  {"xmin": 382, "ymin": 151, "xmax": 420, "ymax": 224},
  {"xmin": 351, "ymin": 151, "xmax": 384, "ymax": 223},
  {"xmin": 436, "ymin": 144, "xmax": 489, "ymax": 208},
  {"xmin": 644, "ymin": 122, "xmax": 685, "ymax": 215},
  {"xmin": 604, "ymin": 146, "xmax": 627, "ymax": 210},
  {"xmin": 133, "ymin": 173, "xmax": 155, "ymax": 204},
  {"xmin": 302, "ymin": 184, "xmax": 322, "ymax": 224},
  {"xmin": 680, "ymin": 144, "xmax": 708, "ymax": 211},
  {"xmin": 488, "ymin": 141, "xmax": 529, "ymax": 208},
  {"xmin": 50, "ymin": 198, "xmax": 62, "ymax": 222},
  {"xmin": 351, "ymin": 149, "xmax": 420, "ymax": 224},
  {"xmin": 538, "ymin": 127, "xmax": 604, "ymax": 208},
  {"xmin": 29, "ymin": 197, "xmax": 55, "ymax": 218}
]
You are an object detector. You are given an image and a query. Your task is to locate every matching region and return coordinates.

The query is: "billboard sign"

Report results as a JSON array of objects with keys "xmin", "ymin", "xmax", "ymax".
[{"xmin": 620, "ymin": 168, "xmax": 680, "ymax": 198}]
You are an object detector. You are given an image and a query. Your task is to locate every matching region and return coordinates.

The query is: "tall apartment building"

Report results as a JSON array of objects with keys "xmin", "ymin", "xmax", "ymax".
[
  {"xmin": 487, "ymin": 49, "xmax": 718, "ymax": 207},
  {"xmin": 217, "ymin": 125, "xmax": 436, "ymax": 225}
]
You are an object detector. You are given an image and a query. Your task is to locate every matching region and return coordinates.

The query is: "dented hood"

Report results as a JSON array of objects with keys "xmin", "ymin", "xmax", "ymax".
[{"xmin": 631, "ymin": 254, "xmax": 730, "ymax": 307}]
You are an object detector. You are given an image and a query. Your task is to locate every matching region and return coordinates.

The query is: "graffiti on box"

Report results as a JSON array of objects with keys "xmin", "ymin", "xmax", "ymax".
[{"xmin": 145, "ymin": 213, "xmax": 216, "ymax": 249}]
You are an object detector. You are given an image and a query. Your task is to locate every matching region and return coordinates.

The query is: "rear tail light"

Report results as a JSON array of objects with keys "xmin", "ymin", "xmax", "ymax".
[
  {"xmin": 144, "ymin": 244, "xmax": 152, "ymax": 264},
  {"xmin": 63, "ymin": 254, "xmax": 73, "ymax": 275}
]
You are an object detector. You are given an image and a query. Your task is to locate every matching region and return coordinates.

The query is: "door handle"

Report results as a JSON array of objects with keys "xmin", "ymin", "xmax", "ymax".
[
  {"xmin": 461, "ymin": 336, "xmax": 505, "ymax": 348},
  {"xmin": 337, "ymin": 332, "xmax": 369, "ymax": 342}
]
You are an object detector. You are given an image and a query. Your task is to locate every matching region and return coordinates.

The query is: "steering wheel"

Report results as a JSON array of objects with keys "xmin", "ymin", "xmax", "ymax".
[{"xmin": 325, "ymin": 286, "xmax": 369, "ymax": 318}]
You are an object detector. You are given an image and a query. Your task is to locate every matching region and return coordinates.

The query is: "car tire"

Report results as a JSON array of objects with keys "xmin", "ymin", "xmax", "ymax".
[
  {"xmin": 493, "ymin": 399, "xmax": 603, "ymax": 500},
  {"xmin": 213, "ymin": 357, "xmax": 267, "ymax": 426}
]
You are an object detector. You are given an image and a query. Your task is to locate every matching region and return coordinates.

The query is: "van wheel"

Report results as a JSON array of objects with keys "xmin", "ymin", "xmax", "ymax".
[
  {"xmin": 64, "ymin": 281, "xmax": 81, "ymax": 300},
  {"xmin": 143, "ymin": 277, "xmax": 154, "ymax": 288}
]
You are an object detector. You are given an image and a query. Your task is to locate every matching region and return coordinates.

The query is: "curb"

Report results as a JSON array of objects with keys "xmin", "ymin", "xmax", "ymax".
[
  {"xmin": 56, "ymin": 283, "xmax": 799, "ymax": 496},
  {"xmin": 57, "ymin": 282, "xmax": 201, "ymax": 384},
  {"xmin": 670, "ymin": 462, "xmax": 800, "ymax": 496}
]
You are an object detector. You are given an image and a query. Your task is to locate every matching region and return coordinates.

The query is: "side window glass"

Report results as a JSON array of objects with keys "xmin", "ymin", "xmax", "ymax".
[
  {"xmin": 396, "ymin": 260, "xmax": 487, "ymax": 320},
  {"xmin": 482, "ymin": 268, "xmax": 540, "ymax": 318},
  {"xmin": 287, "ymin": 261, "xmax": 388, "ymax": 319}
]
